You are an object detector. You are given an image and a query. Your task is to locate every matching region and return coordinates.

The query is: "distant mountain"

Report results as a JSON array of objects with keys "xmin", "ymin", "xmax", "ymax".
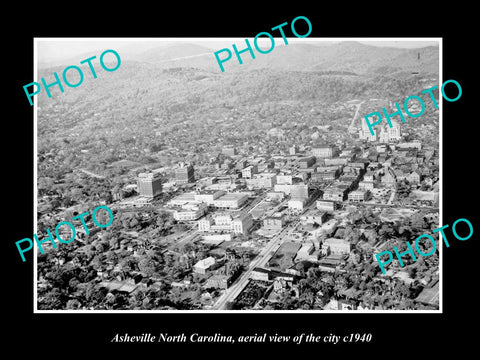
[
  {"xmin": 218, "ymin": 41, "xmax": 439, "ymax": 76},
  {"xmin": 126, "ymin": 41, "xmax": 439, "ymax": 76},
  {"xmin": 135, "ymin": 43, "xmax": 214, "ymax": 63},
  {"xmin": 37, "ymin": 41, "xmax": 439, "ymax": 78}
]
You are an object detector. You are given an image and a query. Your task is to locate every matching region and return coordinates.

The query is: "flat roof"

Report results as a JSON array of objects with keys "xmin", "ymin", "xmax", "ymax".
[{"xmin": 217, "ymin": 193, "xmax": 248, "ymax": 200}]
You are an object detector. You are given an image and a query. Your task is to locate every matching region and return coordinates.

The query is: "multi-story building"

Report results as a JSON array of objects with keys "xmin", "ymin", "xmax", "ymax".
[
  {"xmin": 193, "ymin": 257, "xmax": 216, "ymax": 275},
  {"xmin": 316, "ymin": 199, "xmax": 336, "ymax": 211},
  {"xmin": 241, "ymin": 165, "xmax": 258, "ymax": 179},
  {"xmin": 231, "ymin": 212, "xmax": 253, "ymax": 234},
  {"xmin": 300, "ymin": 209, "xmax": 328, "ymax": 225},
  {"xmin": 324, "ymin": 157, "xmax": 349, "ymax": 166},
  {"xmin": 358, "ymin": 181, "xmax": 375, "ymax": 190},
  {"xmin": 198, "ymin": 212, "xmax": 253, "ymax": 235},
  {"xmin": 263, "ymin": 215, "xmax": 285, "ymax": 230},
  {"xmin": 359, "ymin": 118, "xmax": 377, "ymax": 142},
  {"xmin": 193, "ymin": 190, "xmax": 226, "ymax": 206},
  {"xmin": 323, "ymin": 238, "xmax": 351, "ymax": 255},
  {"xmin": 408, "ymin": 170, "xmax": 421, "ymax": 184},
  {"xmin": 212, "ymin": 193, "xmax": 249, "ymax": 209},
  {"xmin": 348, "ymin": 190, "xmax": 370, "ymax": 202},
  {"xmin": 245, "ymin": 173, "xmax": 277, "ymax": 189},
  {"xmin": 312, "ymin": 146, "xmax": 333, "ymax": 158},
  {"xmin": 288, "ymin": 198, "xmax": 306, "ymax": 212},
  {"xmin": 381, "ymin": 169, "xmax": 397, "ymax": 186},
  {"xmin": 379, "ymin": 119, "xmax": 402, "ymax": 143},
  {"xmin": 290, "ymin": 184, "xmax": 309, "ymax": 200},
  {"xmin": 266, "ymin": 191, "xmax": 285, "ymax": 201},
  {"xmin": 175, "ymin": 163, "xmax": 195, "ymax": 184},
  {"xmin": 363, "ymin": 171, "xmax": 376, "ymax": 182},
  {"xmin": 298, "ymin": 156, "xmax": 316, "ymax": 168},
  {"xmin": 276, "ymin": 174, "xmax": 293, "ymax": 185},
  {"xmin": 323, "ymin": 187, "xmax": 347, "ymax": 201},
  {"xmin": 173, "ymin": 203, "xmax": 208, "ymax": 221},
  {"xmin": 137, "ymin": 172, "xmax": 162, "ymax": 198},
  {"xmin": 295, "ymin": 242, "xmax": 315, "ymax": 261}
]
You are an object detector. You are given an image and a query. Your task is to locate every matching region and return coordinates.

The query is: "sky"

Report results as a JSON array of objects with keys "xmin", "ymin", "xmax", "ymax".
[{"xmin": 36, "ymin": 38, "xmax": 440, "ymax": 66}]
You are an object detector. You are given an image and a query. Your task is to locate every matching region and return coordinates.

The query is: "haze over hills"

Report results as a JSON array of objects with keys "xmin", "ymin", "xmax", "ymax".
[
  {"xmin": 36, "ymin": 40, "xmax": 440, "ymax": 142},
  {"xmin": 38, "ymin": 41, "xmax": 439, "ymax": 77},
  {"xmin": 126, "ymin": 41, "xmax": 439, "ymax": 75}
]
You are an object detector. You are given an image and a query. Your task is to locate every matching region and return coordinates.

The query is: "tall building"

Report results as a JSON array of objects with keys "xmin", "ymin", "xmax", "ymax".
[
  {"xmin": 290, "ymin": 184, "xmax": 309, "ymax": 200},
  {"xmin": 241, "ymin": 165, "xmax": 258, "ymax": 179},
  {"xmin": 379, "ymin": 119, "xmax": 402, "ymax": 143},
  {"xmin": 359, "ymin": 119, "xmax": 377, "ymax": 142},
  {"xmin": 175, "ymin": 163, "xmax": 195, "ymax": 184},
  {"xmin": 137, "ymin": 172, "xmax": 162, "ymax": 198}
]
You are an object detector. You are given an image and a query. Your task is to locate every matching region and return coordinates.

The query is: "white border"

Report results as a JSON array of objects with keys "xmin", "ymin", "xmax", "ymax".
[{"xmin": 33, "ymin": 37, "xmax": 442, "ymax": 314}]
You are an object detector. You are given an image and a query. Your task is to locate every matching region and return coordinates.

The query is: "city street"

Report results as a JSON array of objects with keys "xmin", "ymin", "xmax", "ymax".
[{"xmin": 212, "ymin": 217, "xmax": 302, "ymax": 310}]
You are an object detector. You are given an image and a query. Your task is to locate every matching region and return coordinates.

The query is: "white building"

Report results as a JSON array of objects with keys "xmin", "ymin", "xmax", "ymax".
[
  {"xmin": 288, "ymin": 198, "xmax": 306, "ymax": 212},
  {"xmin": 316, "ymin": 199, "xmax": 336, "ymax": 211},
  {"xmin": 296, "ymin": 242, "xmax": 315, "ymax": 261},
  {"xmin": 194, "ymin": 190, "xmax": 226, "ymax": 205},
  {"xmin": 197, "ymin": 212, "xmax": 253, "ymax": 235},
  {"xmin": 276, "ymin": 175, "xmax": 293, "ymax": 185},
  {"xmin": 213, "ymin": 193, "xmax": 249, "ymax": 209},
  {"xmin": 379, "ymin": 119, "xmax": 402, "ymax": 143},
  {"xmin": 358, "ymin": 181, "xmax": 375, "ymax": 190},
  {"xmin": 348, "ymin": 190, "xmax": 370, "ymax": 202},
  {"xmin": 245, "ymin": 173, "xmax": 277, "ymax": 189},
  {"xmin": 173, "ymin": 203, "xmax": 208, "ymax": 221},
  {"xmin": 323, "ymin": 238, "xmax": 351, "ymax": 255},
  {"xmin": 312, "ymin": 146, "xmax": 333, "ymax": 158},
  {"xmin": 241, "ymin": 165, "xmax": 258, "ymax": 179},
  {"xmin": 193, "ymin": 257, "xmax": 216, "ymax": 275}
]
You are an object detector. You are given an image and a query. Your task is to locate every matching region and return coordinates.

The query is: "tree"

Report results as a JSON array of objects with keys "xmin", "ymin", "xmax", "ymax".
[
  {"xmin": 363, "ymin": 229, "xmax": 377, "ymax": 244},
  {"xmin": 138, "ymin": 257, "xmax": 157, "ymax": 277},
  {"xmin": 39, "ymin": 288, "xmax": 67, "ymax": 310},
  {"xmin": 85, "ymin": 284, "xmax": 108, "ymax": 307},
  {"xmin": 66, "ymin": 299, "xmax": 83, "ymax": 310},
  {"xmin": 295, "ymin": 262, "xmax": 306, "ymax": 276},
  {"xmin": 407, "ymin": 266, "xmax": 417, "ymax": 278}
]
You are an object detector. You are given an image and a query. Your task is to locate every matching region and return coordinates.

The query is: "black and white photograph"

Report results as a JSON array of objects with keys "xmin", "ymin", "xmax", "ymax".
[
  {"xmin": 33, "ymin": 38, "xmax": 442, "ymax": 312},
  {"xmin": 5, "ymin": 6, "xmax": 477, "ymax": 356}
]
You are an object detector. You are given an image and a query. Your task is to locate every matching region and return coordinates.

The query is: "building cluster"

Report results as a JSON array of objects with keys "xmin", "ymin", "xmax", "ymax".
[{"xmin": 102, "ymin": 100, "xmax": 439, "ymax": 310}]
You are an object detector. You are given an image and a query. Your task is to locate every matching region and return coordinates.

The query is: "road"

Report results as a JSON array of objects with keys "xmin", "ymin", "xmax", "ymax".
[
  {"xmin": 212, "ymin": 218, "xmax": 302, "ymax": 310},
  {"xmin": 245, "ymin": 193, "xmax": 267, "ymax": 214},
  {"xmin": 343, "ymin": 200, "xmax": 437, "ymax": 211},
  {"xmin": 77, "ymin": 168, "xmax": 105, "ymax": 179},
  {"xmin": 348, "ymin": 100, "xmax": 366, "ymax": 133},
  {"xmin": 387, "ymin": 189, "xmax": 396, "ymax": 205},
  {"xmin": 173, "ymin": 228, "xmax": 199, "ymax": 248}
]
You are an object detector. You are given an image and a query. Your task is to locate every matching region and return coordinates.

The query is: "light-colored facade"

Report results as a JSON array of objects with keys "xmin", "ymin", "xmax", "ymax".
[
  {"xmin": 348, "ymin": 190, "xmax": 369, "ymax": 202},
  {"xmin": 316, "ymin": 199, "xmax": 336, "ymax": 211},
  {"xmin": 323, "ymin": 188, "xmax": 347, "ymax": 201},
  {"xmin": 288, "ymin": 198, "xmax": 306, "ymax": 212},
  {"xmin": 197, "ymin": 212, "xmax": 253, "ymax": 235},
  {"xmin": 323, "ymin": 238, "xmax": 351, "ymax": 255},
  {"xmin": 245, "ymin": 173, "xmax": 277, "ymax": 189},
  {"xmin": 137, "ymin": 172, "xmax": 162, "ymax": 198},
  {"xmin": 213, "ymin": 193, "xmax": 249, "ymax": 209},
  {"xmin": 312, "ymin": 146, "xmax": 333, "ymax": 158},
  {"xmin": 173, "ymin": 203, "xmax": 208, "ymax": 221},
  {"xmin": 241, "ymin": 165, "xmax": 258, "ymax": 179},
  {"xmin": 175, "ymin": 163, "xmax": 195, "ymax": 184}
]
